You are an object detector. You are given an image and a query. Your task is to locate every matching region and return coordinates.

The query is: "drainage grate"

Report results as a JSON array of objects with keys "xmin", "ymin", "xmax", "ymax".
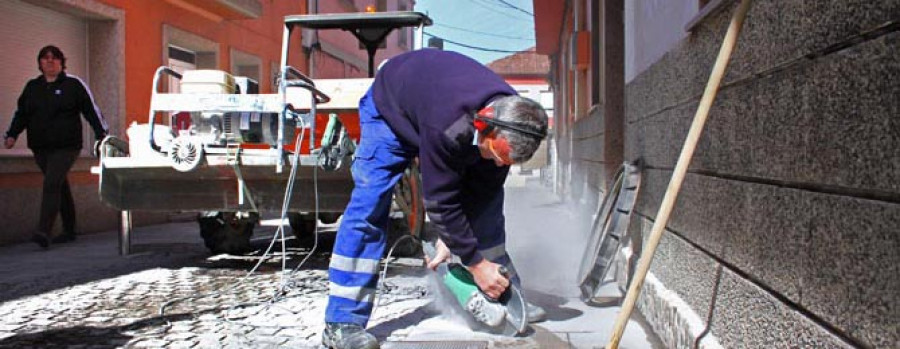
[{"xmin": 381, "ymin": 341, "xmax": 489, "ymax": 349}]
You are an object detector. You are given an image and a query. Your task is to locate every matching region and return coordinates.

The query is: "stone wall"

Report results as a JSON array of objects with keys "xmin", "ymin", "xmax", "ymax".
[{"xmin": 617, "ymin": 1, "xmax": 899, "ymax": 347}]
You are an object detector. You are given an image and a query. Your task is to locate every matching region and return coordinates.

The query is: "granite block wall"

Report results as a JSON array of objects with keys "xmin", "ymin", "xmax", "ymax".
[
  {"xmin": 607, "ymin": 0, "xmax": 900, "ymax": 347},
  {"xmin": 709, "ymin": 269, "xmax": 855, "ymax": 349}
]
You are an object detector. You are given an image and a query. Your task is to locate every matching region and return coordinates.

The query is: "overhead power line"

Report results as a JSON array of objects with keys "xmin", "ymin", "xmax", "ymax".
[
  {"xmin": 424, "ymin": 32, "xmax": 529, "ymax": 53},
  {"xmin": 465, "ymin": 0, "xmax": 532, "ymax": 21},
  {"xmin": 493, "ymin": 0, "xmax": 534, "ymax": 16},
  {"xmin": 434, "ymin": 23, "xmax": 534, "ymax": 41}
]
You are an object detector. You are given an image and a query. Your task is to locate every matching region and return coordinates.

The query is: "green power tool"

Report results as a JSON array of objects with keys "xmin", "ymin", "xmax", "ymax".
[
  {"xmin": 422, "ymin": 241, "xmax": 528, "ymax": 336},
  {"xmin": 318, "ymin": 113, "xmax": 356, "ymax": 171}
]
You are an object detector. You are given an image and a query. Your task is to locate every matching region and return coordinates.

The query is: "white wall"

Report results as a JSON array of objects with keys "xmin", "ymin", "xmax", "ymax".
[
  {"xmin": 624, "ymin": 0, "xmax": 697, "ymax": 83},
  {"xmin": 512, "ymin": 83, "xmax": 552, "ymax": 107}
]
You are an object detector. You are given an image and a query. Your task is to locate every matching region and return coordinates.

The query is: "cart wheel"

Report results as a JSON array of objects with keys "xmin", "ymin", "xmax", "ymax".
[
  {"xmin": 317, "ymin": 212, "xmax": 342, "ymax": 225},
  {"xmin": 388, "ymin": 160, "xmax": 426, "ymax": 257},
  {"xmin": 287, "ymin": 212, "xmax": 317, "ymax": 246},
  {"xmin": 170, "ymin": 135, "xmax": 204, "ymax": 172},
  {"xmin": 198, "ymin": 211, "xmax": 257, "ymax": 255}
]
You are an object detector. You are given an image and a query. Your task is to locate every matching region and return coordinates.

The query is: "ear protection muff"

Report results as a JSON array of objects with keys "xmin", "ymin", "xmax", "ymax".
[{"xmin": 474, "ymin": 106, "xmax": 545, "ymax": 140}]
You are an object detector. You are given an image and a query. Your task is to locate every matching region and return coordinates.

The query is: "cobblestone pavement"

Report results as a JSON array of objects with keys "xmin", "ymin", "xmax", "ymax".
[
  {"xmin": 0, "ymin": 226, "xmax": 545, "ymax": 348},
  {"xmin": 0, "ymin": 177, "xmax": 661, "ymax": 348},
  {"xmin": 0, "ymin": 227, "xmax": 473, "ymax": 348}
]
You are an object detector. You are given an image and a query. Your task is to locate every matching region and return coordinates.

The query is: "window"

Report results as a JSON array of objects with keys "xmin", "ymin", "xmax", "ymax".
[
  {"xmin": 540, "ymin": 90, "xmax": 555, "ymax": 111},
  {"xmin": 169, "ymin": 46, "xmax": 196, "ymax": 65},
  {"xmin": 164, "ymin": 25, "xmax": 219, "ymax": 94},
  {"xmin": 398, "ymin": 2, "xmax": 408, "ymax": 48},
  {"xmin": 230, "ymin": 48, "xmax": 262, "ymax": 87},
  {"xmin": 167, "ymin": 45, "xmax": 196, "ymax": 94}
]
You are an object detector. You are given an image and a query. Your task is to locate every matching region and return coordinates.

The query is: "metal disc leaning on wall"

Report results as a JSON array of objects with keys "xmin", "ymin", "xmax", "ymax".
[{"xmin": 576, "ymin": 162, "xmax": 642, "ymax": 304}]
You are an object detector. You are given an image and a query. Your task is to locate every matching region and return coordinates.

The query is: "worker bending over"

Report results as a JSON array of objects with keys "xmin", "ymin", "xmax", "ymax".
[{"xmin": 323, "ymin": 49, "xmax": 549, "ymax": 349}]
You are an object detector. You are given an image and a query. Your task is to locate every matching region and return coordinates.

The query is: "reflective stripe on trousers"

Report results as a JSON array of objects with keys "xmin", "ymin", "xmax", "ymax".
[{"xmin": 325, "ymin": 88, "xmax": 412, "ymax": 326}]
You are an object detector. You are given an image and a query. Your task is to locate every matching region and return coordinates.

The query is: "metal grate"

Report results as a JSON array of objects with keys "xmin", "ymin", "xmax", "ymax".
[
  {"xmin": 577, "ymin": 162, "xmax": 642, "ymax": 303},
  {"xmin": 382, "ymin": 341, "xmax": 489, "ymax": 349}
]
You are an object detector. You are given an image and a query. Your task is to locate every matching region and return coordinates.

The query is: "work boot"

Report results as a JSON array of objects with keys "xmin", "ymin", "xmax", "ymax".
[
  {"xmin": 465, "ymin": 292, "xmax": 507, "ymax": 327},
  {"xmin": 52, "ymin": 232, "xmax": 77, "ymax": 244},
  {"xmin": 31, "ymin": 231, "xmax": 50, "ymax": 250},
  {"xmin": 322, "ymin": 322, "xmax": 379, "ymax": 349},
  {"xmin": 525, "ymin": 301, "xmax": 547, "ymax": 323}
]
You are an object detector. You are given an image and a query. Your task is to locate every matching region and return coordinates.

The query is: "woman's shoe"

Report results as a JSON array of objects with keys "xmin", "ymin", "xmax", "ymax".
[
  {"xmin": 31, "ymin": 232, "xmax": 51, "ymax": 249},
  {"xmin": 52, "ymin": 233, "xmax": 76, "ymax": 244}
]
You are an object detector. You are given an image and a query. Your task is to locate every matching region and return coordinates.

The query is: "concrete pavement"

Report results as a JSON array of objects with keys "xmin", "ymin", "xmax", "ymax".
[{"xmin": 0, "ymin": 175, "xmax": 661, "ymax": 348}]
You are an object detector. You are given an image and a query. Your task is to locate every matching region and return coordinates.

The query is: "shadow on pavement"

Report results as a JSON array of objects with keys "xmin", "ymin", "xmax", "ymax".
[
  {"xmin": 0, "ymin": 325, "xmax": 133, "ymax": 349},
  {"xmin": 368, "ymin": 304, "xmax": 437, "ymax": 340},
  {"xmin": 0, "ymin": 242, "xmax": 210, "ymax": 303},
  {"xmin": 0, "ymin": 308, "xmax": 222, "ymax": 349},
  {"xmin": 522, "ymin": 289, "xmax": 584, "ymax": 322},
  {"xmin": 0, "ymin": 232, "xmax": 335, "ymax": 303}
]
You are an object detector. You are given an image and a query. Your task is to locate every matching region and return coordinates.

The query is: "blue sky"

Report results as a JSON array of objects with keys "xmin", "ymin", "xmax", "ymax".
[{"xmin": 413, "ymin": 0, "xmax": 536, "ymax": 64}]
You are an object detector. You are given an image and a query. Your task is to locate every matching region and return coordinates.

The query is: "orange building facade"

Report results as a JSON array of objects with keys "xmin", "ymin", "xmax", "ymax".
[{"xmin": 0, "ymin": 0, "xmax": 415, "ymax": 245}]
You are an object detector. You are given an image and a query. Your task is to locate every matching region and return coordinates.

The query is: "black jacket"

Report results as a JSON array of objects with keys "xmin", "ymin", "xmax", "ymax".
[{"xmin": 6, "ymin": 72, "xmax": 107, "ymax": 150}]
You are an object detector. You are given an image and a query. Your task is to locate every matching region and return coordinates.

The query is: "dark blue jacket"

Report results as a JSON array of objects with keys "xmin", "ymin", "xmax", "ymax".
[
  {"xmin": 372, "ymin": 50, "xmax": 516, "ymax": 265},
  {"xmin": 6, "ymin": 72, "xmax": 107, "ymax": 150}
]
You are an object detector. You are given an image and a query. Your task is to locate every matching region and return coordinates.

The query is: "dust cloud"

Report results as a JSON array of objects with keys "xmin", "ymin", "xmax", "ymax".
[{"xmin": 503, "ymin": 184, "xmax": 596, "ymax": 299}]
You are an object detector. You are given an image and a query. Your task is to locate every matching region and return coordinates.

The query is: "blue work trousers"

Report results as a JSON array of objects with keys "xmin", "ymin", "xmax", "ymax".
[
  {"xmin": 324, "ymin": 89, "xmax": 413, "ymax": 326},
  {"xmin": 324, "ymin": 89, "xmax": 520, "ymax": 327}
]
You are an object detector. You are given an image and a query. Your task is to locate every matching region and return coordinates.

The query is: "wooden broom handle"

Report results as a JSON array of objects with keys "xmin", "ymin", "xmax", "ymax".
[{"xmin": 606, "ymin": 0, "xmax": 753, "ymax": 347}]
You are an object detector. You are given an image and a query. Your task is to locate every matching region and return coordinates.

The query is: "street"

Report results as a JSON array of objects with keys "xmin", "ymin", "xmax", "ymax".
[{"xmin": 0, "ymin": 175, "xmax": 660, "ymax": 348}]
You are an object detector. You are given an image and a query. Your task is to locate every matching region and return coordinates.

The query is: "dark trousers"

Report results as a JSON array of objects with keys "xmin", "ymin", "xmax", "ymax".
[{"xmin": 32, "ymin": 149, "xmax": 80, "ymax": 235}]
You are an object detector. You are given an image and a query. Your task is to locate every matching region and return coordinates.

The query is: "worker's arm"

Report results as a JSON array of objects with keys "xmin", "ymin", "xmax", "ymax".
[
  {"xmin": 419, "ymin": 126, "xmax": 512, "ymax": 298},
  {"xmin": 426, "ymin": 239, "xmax": 508, "ymax": 299},
  {"xmin": 468, "ymin": 258, "xmax": 509, "ymax": 300},
  {"xmin": 425, "ymin": 239, "xmax": 452, "ymax": 269},
  {"xmin": 418, "ymin": 125, "xmax": 484, "ymax": 266},
  {"xmin": 463, "ymin": 158, "xmax": 511, "ymax": 300}
]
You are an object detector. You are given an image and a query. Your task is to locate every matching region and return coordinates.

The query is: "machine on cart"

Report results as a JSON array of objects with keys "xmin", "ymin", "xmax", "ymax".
[{"xmin": 95, "ymin": 11, "xmax": 432, "ymax": 255}]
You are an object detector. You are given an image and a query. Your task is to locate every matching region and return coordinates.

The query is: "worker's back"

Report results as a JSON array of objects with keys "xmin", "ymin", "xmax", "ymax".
[{"xmin": 371, "ymin": 49, "xmax": 515, "ymax": 151}]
